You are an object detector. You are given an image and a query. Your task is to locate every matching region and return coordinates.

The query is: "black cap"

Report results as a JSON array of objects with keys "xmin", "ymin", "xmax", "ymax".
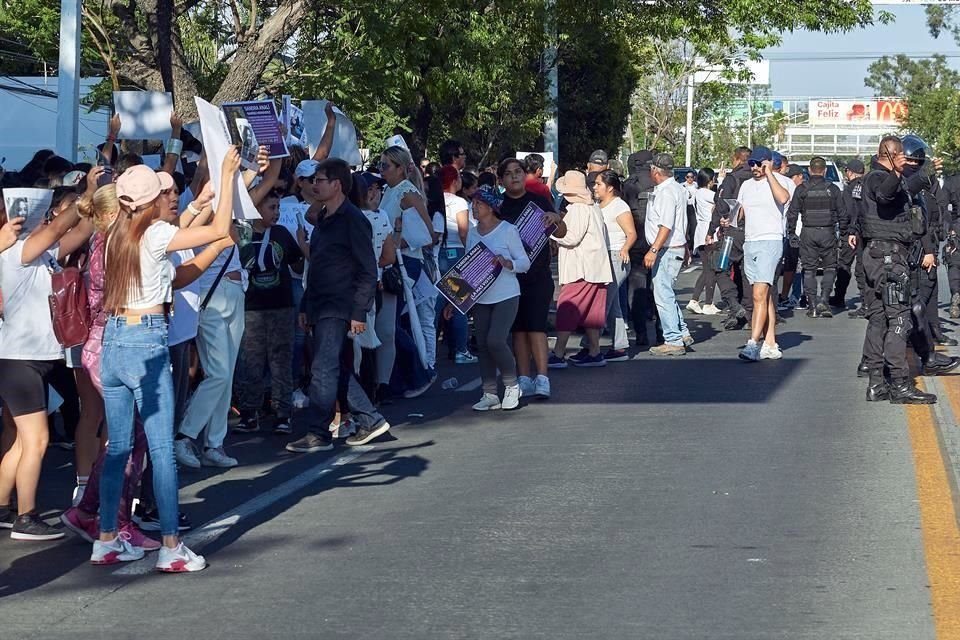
[
  {"xmin": 652, "ymin": 153, "xmax": 674, "ymax": 172},
  {"xmin": 845, "ymin": 159, "xmax": 865, "ymax": 175},
  {"xmin": 784, "ymin": 164, "xmax": 804, "ymax": 178},
  {"xmin": 589, "ymin": 149, "xmax": 608, "ymax": 165}
]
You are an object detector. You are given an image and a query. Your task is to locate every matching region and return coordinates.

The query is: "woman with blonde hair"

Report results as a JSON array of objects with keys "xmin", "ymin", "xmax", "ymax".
[
  {"xmin": 90, "ymin": 150, "xmax": 239, "ymax": 571},
  {"xmin": 378, "ymin": 145, "xmax": 438, "ymax": 398}
]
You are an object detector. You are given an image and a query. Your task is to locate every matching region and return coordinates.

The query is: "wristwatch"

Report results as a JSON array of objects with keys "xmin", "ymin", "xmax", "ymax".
[{"xmin": 648, "ymin": 246, "xmax": 661, "ymax": 254}]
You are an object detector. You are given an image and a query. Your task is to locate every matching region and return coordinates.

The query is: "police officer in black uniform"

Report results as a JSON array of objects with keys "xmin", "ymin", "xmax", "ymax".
[
  {"xmin": 937, "ymin": 171, "xmax": 960, "ymax": 317},
  {"xmin": 707, "ymin": 146, "xmax": 752, "ymax": 330},
  {"xmin": 623, "ymin": 150, "xmax": 660, "ymax": 345},
  {"xmin": 786, "ymin": 156, "xmax": 843, "ymax": 318},
  {"xmin": 834, "ymin": 159, "xmax": 867, "ymax": 316},
  {"xmin": 860, "ymin": 136, "xmax": 942, "ymax": 404}
]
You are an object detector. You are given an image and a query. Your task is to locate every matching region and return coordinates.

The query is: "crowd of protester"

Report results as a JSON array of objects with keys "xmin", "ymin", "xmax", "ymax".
[{"xmin": 0, "ymin": 104, "xmax": 952, "ymax": 572}]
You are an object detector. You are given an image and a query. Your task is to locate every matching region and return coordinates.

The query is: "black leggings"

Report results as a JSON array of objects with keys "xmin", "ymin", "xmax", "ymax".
[{"xmin": 692, "ymin": 244, "xmax": 719, "ymax": 304}]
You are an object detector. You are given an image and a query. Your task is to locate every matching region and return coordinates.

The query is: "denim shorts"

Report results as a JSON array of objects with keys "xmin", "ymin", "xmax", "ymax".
[{"xmin": 744, "ymin": 239, "xmax": 784, "ymax": 285}]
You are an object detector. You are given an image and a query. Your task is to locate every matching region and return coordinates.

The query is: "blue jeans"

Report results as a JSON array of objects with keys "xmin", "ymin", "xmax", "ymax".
[
  {"xmin": 307, "ymin": 318, "xmax": 384, "ymax": 436},
  {"xmin": 291, "ymin": 277, "xmax": 306, "ymax": 384},
  {"xmin": 437, "ymin": 248, "xmax": 468, "ymax": 355},
  {"xmin": 652, "ymin": 247, "xmax": 690, "ymax": 346},
  {"xmin": 99, "ymin": 315, "xmax": 179, "ymax": 536}
]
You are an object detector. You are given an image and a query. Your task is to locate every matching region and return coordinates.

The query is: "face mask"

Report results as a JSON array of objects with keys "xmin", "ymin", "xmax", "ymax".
[{"xmin": 902, "ymin": 163, "xmax": 921, "ymax": 178}]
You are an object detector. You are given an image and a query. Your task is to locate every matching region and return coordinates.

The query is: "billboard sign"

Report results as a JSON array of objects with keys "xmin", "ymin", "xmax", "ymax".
[{"xmin": 808, "ymin": 99, "xmax": 907, "ymax": 125}]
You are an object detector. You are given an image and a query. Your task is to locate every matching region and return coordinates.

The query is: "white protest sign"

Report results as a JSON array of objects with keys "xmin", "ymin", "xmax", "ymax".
[
  {"xmin": 113, "ymin": 91, "xmax": 174, "ymax": 140},
  {"xmin": 3, "ymin": 188, "xmax": 53, "ymax": 237},
  {"xmin": 516, "ymin": 151, "xmax": 555, "ymax": 182},
  {"xmin": 195, "ymin": 97, "xmax": 260, "ymax": 220},
  {"xmin": 302, "ymin": 100, "xmax": 362, "ymax": 166},
  {"xmin": 278, "ymin": 196, "xmax": 312, "ymax": 239}
]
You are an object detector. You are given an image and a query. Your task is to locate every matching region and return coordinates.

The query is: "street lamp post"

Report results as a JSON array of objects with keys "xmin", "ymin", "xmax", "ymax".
[{"xmin": 56, "ymin": 0, "xmax": 81, "ymax": 161}]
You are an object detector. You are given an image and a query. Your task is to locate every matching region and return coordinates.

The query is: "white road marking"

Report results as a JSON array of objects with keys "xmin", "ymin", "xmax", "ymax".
[{"xmin": 113, "ymin": 446, "xmax": 374, "ymax": 576}]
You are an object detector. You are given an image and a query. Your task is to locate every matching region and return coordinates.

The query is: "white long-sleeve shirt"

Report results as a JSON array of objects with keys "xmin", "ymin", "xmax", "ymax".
[{"xmin": 466, "ymin": 221, "xmax": 530, "ymax": 304}]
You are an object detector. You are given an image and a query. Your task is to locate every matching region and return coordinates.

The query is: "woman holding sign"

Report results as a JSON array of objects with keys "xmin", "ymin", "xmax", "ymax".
[
  {"xmin": 465, "ymin": 186, "xmax": 530, "ymax": 411},
  {"xmin": 92, "ymin": 151, "xmax": 239, "ymax": 572}
]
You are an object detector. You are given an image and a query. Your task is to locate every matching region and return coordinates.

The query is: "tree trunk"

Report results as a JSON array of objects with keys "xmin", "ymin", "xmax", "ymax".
[
  {"xmin": 211, "ymin": 0, "xmax": 310, "ymax": 105},
  {"xmin": 411, "ymin": 92, "xmax": 433, "ymax": 162}
]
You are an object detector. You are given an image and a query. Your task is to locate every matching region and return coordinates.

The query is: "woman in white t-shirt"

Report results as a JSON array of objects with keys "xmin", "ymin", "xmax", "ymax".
[
  {"xmin": 0, "ymin": 182, "xmax": 95, "ymax": 541},
  {"xmin": 688, "ymin": 168, "xmax": 721, "ymax": 315},
  {"xmin": 92, "ymin": 152, "xmax": 239, "ymax": 572},
  {"xmin": 438, "ymin": 165, "xmax": 475, "ymax": 363},
  {"xmin": 379, "ymin": 145, "xmax": 437, "ymax": 397},
  {"xmin": 463, "ymin": 186, "xmax": 530, "ymax": 412},
  {"xmin": 592, "ymin": 170, "xmax": 637, "ymax": 361}
]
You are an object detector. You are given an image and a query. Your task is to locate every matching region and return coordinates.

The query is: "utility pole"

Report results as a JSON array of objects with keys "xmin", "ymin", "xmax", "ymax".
[
  {"xmin": 543, "ymin": 0, "xmax": 559, "ymax": 163},
  {"xmin": 56, "ymin": 0, "xmax": 81, "ymax": 161},
  {"xmin": 684, "ymin": 74, "xmax": 694, "ymax": 167}
]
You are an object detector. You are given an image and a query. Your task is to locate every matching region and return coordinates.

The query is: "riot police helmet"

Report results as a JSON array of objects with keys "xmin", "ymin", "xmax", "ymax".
[{"xmin": 901, "ymin": 134, "xmax": 930, "ymax": 165}]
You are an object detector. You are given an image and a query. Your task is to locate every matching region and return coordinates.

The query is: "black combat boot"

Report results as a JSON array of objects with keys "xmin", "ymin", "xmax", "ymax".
[
  {"xmin": 865, "ymin": 372, "xmax": 889, "ymax": 402},
  {"xmin": 856, "ymin": 360, "xmax": 870, "ymax": 378},
  {"xmin": 888, "ymin": 379, "xmax": 937, "ymax": 405},
  {"xmin": 922, "ymin": 353, "xmax": 960, "ymax": 376}
]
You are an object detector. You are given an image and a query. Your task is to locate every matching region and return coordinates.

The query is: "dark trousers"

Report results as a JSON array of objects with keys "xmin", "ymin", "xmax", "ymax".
[
  {"xmin": 628, "ymin": 262, "xmax": 659, "ymax": 339},
  {"xmin": 835, "ymin": 240, "xmax": 865, "ymax": 303},
  {"xmin": 947, "ymin": 250, "xmax": 960, "ymax": 297},
  {"xmin": 799, "ymin": 227, "xmax": 838, "ymax": 305},
  {"xmin": 732, "ymin": 260, "xmax": 753, "ymax": 313},
  {"xmin": 861, "ymin": 245, "xmax": 912, "ymax": 380},
  {"xmin": 692, "ymin": 244, "xmax": 719, "ymax": 304},
  {"xmin": 307, "ymin": 318, "xmax": 383, "ymax": 436}
]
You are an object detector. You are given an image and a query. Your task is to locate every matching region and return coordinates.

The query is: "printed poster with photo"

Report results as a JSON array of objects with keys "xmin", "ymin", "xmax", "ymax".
[
  {"xmin": 278, "ymin": 196, "xmax": 313, "ymax": 239},
  {"xmin": 222, "ymin": 101, "xmax": 289, "ymax": 160},
  {"xmin": 435, "ymin": 241, "xmax": 503, "ymax": 315},
  {"xmin": 3, "ymin": 188, "xmax": 53, "ymax": 238},
  {"xmin": 513, "ymin": 202, "xmax": 557, "ymax": 263},
  {"xmin": 281, "ymin": 96, "xmax": 308, "ymax": 149}
]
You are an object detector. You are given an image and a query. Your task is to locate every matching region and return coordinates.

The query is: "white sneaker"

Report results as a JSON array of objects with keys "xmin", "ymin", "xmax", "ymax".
[
  {"xmin": 472, "ymin": 393, "xmax": 501, "ymax": 411},
  {"xmin": 534, "ymin": 375, "xmax": 551, "ymax": 399},
  {"xmin": 686, "ymin": 300, "xmax": 703, "ymax": 314},
  {"xmin": 760, "ymin": 342, "xmax": 783, "ymax": 360},
  {"xmin": 156, "ymin": 542, "xmax": 207, "ymax": 573},
  {"xmin": 201, "ymin": 446, "xmax": 238, "ymax": 468},
  {"xmin": 739, "ymin": 339, "xmax": 761, "ymax": 362},
  {"xmin": 502, "ymin": 385, "xmax": 521, "ymax": 410},
  {"xmin": 174, "ymin": 439, "xmax": 201, "ymax": 469},
  {"xmin": 518, "ymin": 376, "xmax": 535, "ymax": 397},
  {"xmin": 701, "ymin": 303, "xmax": 721, "ymax": 315},
  {"xmin": 90, "ymin": 535, "xmax": 145, "ymax": 565}
]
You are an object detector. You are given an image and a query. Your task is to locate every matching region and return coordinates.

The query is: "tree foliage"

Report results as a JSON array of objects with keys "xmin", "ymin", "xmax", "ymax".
[
  {"xmin": 0, "ymin": 0, "xmax": 881, "ymax": 166},
  {"xmin": 864, "ymin": 53, "xmax": 960, "ymax": 173}
]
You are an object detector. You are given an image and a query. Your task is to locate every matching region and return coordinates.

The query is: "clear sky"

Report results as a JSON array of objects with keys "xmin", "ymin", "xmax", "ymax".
[{"xmin": 763, "ymin": 4, "xmax": 960, "ymax": 98}]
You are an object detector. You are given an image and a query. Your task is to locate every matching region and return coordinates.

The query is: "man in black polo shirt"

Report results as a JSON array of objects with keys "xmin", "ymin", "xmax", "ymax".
[{"xmin": 286, "ymin": 159, "xmax": 390, "ymax": 451}]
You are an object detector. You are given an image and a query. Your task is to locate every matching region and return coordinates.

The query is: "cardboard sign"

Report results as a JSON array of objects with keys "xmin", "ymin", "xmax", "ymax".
[
  {"xmin": 302, "ymin": 100, "xmax": 362, "ymax": 166},
  {"xmin": 194, "ymin": 97, "xmax": 261, "ymax": 221},
  {"xmin": 113, "ymin": 91, "xmax": 174, "ymax": 140}
]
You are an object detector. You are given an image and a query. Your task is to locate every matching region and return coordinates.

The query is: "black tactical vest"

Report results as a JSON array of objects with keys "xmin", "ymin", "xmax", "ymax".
[
  {"xmin": 861, "ymin": 169, "xmax": 915, "ymax": 245},
  {"xmin": 800, "ymin": 178, "xmax": 835, "ymax": 228}
]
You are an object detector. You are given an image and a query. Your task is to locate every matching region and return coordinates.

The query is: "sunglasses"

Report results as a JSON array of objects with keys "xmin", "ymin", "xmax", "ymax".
[
  {"xmin": 304, "ymin": 176, "xmax": 331, "ymax": 184},
  {"xmin": 747, "ymin": 159, "xmax": 764, "ymax": 168}
]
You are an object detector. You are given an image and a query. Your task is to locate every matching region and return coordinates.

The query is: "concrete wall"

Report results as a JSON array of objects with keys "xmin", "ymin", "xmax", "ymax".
[{"xmin": 0, "ymin": 76, "xmax": 110, "ymax": 171}]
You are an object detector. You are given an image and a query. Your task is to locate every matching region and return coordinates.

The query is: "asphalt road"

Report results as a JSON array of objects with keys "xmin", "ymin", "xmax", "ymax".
[{"xmin": 0, "ymin": 266, "xmax": 951, "ymax": 639}]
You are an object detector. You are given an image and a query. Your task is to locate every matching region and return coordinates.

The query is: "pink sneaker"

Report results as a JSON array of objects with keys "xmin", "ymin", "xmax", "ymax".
[
  {"xmin": 60, "ymin": 507, "xmax": 98, "ymax": 543},
  {"xmin": 119, "ymin": 522, "xmax": 161, "ymax": 552}
]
